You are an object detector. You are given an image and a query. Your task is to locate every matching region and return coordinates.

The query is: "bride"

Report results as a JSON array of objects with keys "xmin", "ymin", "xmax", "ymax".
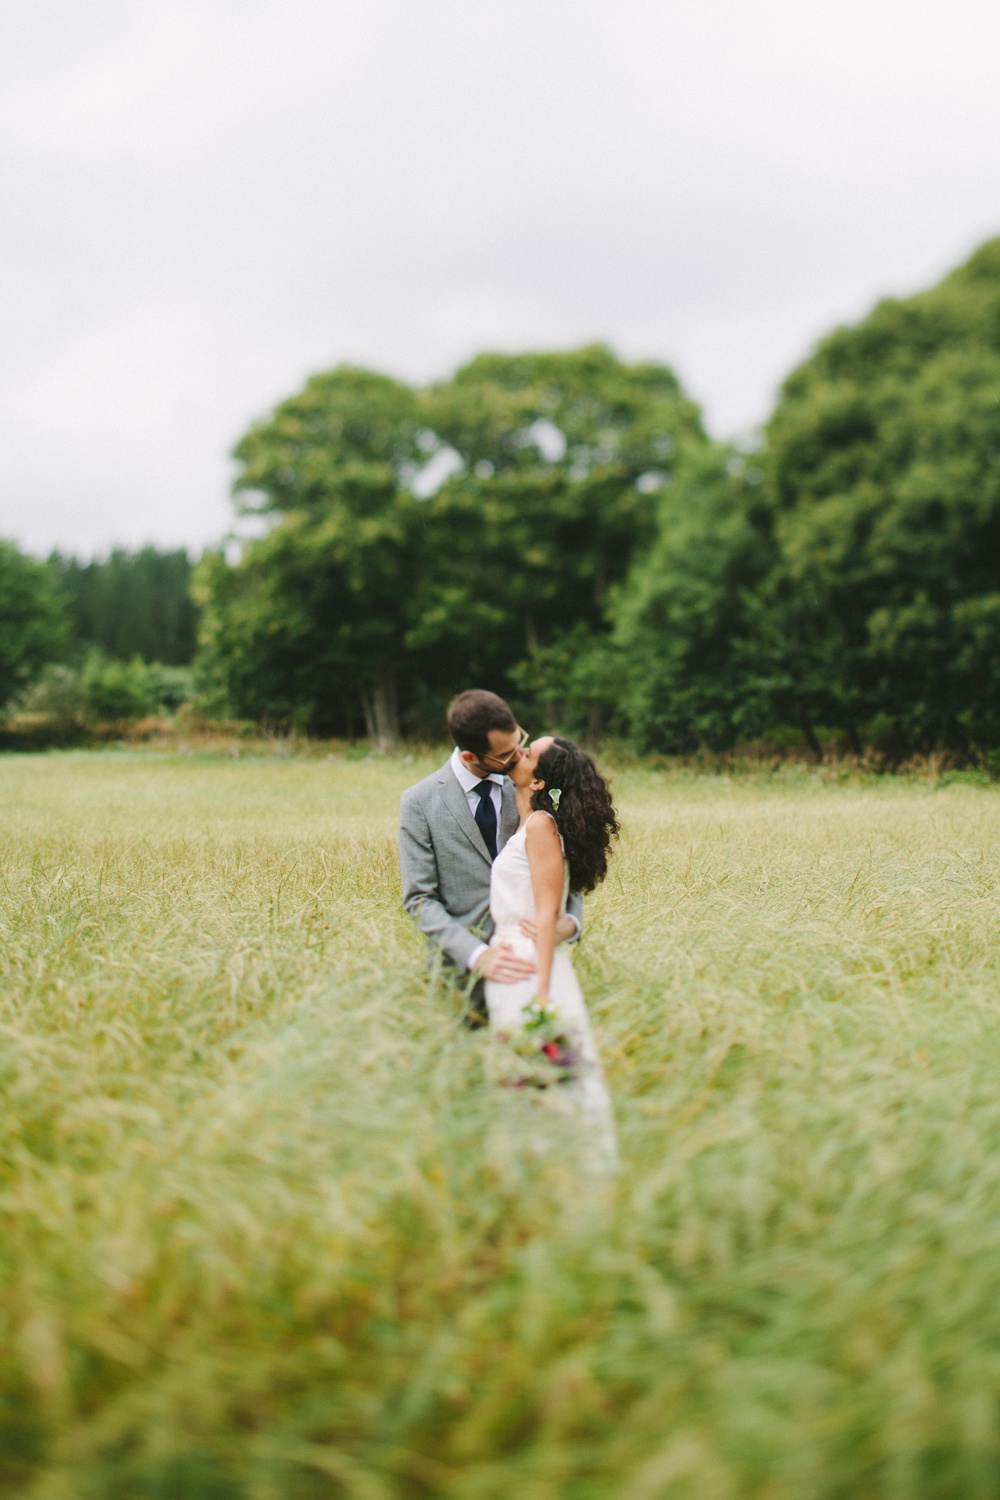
[{"xmin": 484, "ymin": 735, "xmax": 620, "ymax": 1167}]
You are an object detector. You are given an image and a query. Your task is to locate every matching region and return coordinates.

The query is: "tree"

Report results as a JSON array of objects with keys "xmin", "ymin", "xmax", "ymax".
[
  {"xmin": 417, "ymin": 345, "xmax": 708, "ymax": 734},
  {"xmin": 195, "ymin": 349, "xmax": 708, "ymax": 744},
  {"xmin": 196, "ymin": 244, "xmax": 1000, "ymax": 755},
  {"xmin": 51, "ymin": 547, "xmax": 198, "ymax": 665},
  {"xmin": 609, "ymin": 447, "xmax": 773, "ymax": 751},
  {"xmin": 195, "ymin": 367, "xmax": 426, "ymax": 747},
  {"xmin": 0, "ymin": 541, "xmax": 69, "ymax": 707},
  {"xmin": 754, "ymin": 236, "xmax": 1000, "ymax": 753}
]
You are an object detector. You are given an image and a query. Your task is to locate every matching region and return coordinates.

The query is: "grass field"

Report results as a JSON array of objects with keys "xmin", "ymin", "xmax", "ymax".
[{"xmin": 2, "ymin": 748, "xmax": 1000, "ymax": 1499}]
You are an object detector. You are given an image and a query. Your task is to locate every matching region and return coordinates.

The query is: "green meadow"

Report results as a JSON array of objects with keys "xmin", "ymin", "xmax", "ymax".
[{"xmin": 2, "ymin": 748, "xmax": 1000, "ymax": 1499}]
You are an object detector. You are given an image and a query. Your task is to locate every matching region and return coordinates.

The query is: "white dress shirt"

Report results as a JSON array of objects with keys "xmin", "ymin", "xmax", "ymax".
[
  {"xmin": 450, "ymin": 745, "xmax": 579, "ymax": 972},
  {"xmin": 450, "ymin": 744, "xmax": 505, "ymax": 828},
  {"xmin": 451, "ymin": 746, "xmax": 504, "ymax": 970}
]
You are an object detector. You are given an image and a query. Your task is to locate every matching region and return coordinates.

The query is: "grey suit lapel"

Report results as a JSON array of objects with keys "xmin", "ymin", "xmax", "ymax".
[
  {"xmin": 437, "ymin": 765, "xmax": 492, "ymax": 866},
  {"xmin": 499, "ymin": 778, "xmax": 519, "ymax": 850}
]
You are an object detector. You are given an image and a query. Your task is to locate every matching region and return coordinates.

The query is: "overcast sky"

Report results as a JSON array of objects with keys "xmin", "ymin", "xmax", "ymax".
[{"xmin": 2, "ymin": 0, "xmax": 999, "ymax": 557}]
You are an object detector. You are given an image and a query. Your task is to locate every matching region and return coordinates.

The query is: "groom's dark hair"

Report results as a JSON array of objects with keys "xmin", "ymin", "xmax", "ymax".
[{"xmin": 447, "ymin": 690, "xmax": 516, "ymax": 755}]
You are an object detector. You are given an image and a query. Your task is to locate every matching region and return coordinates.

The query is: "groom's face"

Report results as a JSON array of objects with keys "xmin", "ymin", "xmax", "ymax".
[{"xmin": 461, "ymin": 726, "xmax": 526, "ymax": 778}]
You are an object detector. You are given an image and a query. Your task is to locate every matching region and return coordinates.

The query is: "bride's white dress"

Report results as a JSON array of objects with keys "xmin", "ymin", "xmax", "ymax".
[{"xmin": 485, "ymin": 811, "xmax": 617, "ymax": 1169}]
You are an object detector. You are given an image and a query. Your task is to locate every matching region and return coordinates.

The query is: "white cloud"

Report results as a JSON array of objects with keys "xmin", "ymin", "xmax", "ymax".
[{"xmin": 0, "ymin": 0, "xmax": 998, "ymax": 553}]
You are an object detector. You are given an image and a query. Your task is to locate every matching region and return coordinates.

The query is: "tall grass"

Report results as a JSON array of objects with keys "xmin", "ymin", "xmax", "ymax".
[{"xmin": 2, "ymin": 748, "xmax": 1000, "ymax": 1498}]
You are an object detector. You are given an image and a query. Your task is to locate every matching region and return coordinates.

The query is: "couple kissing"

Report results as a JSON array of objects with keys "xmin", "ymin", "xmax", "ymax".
[{"xmin": 398, "ymin": 689, "xmax": 619, "ymax": 1162}]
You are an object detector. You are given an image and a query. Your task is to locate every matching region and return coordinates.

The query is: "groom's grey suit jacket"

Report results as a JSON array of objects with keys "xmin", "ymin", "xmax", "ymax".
[{"xmin": 398, "ymin": 758, "xmax": 584, "ymax": 970}]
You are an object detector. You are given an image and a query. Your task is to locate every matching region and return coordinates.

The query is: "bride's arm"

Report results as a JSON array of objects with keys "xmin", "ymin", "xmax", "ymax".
[{"xmin": 525, "ymin": 813, "xmax": 565, "ymax": 1003}]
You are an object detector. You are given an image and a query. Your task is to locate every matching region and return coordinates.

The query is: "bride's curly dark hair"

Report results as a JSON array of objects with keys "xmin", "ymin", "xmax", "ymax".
[{"xmin": 530, "ymin": 736, "xmax": 620, "ymax": 893}]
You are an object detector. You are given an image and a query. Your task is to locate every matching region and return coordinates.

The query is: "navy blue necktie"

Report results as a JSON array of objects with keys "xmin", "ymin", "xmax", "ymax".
[{"xmin": 473, "ymin": 779, "xmax": 498, "ymax": 860}]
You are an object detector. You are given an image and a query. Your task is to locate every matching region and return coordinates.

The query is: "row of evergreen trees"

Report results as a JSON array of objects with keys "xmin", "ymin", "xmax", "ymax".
[{"xmin": 52, "ymin": 549, "xmax": 198, "ymax": 667}]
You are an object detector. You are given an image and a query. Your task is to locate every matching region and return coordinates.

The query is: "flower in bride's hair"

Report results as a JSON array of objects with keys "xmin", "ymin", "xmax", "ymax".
[{"xmin": 549, "ymin": 787, "xmax": 562, "ymax": 809}]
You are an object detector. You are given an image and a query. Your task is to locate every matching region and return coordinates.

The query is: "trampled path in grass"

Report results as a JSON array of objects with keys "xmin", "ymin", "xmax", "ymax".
[{"xmin": 2, "ymin": 749, "xmax": 1000, "ymax": 1498}]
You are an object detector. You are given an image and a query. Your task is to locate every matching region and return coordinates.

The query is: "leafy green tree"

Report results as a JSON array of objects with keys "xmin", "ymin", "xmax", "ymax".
[
  {"xmin": 195, "ymin": 367, "xmax": 426, "ymax": 746},
  {"xmin": 417, "ymin": 345, "xmax": 707, "ymax": 733},
  {"xmin": 16, "ymin": 664, "xmax": 87, "ymax": 729},
  {"xmin": 51, "ymin": 547, "xmax": 198, "ymax": 665},
  {"xmin": 196, "ymin": 350, "xmax": 707, "ymax": 743},
  {"xmin": 0, "ymin": 541, "xmax": 68, "ymax": 707},
  {"xmin": 754, "ymin": 236, "xmax": 1000, "ymax": 753},
  {"xmin": 79, "ymin": 651, "xmax": 159, "ymax": 722},
  {"xmin": 18, "ymin": 655, "xmax": 192, "ymax": 728},
  {"xmin": 609, "ymin": 447, "xmax": 774, "ymax": 750}
]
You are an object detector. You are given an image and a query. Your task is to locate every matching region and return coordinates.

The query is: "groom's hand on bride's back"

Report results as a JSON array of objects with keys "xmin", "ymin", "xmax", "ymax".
[
  {"xmin": 519, "ymin": 915, "xmax": 578, "ymax": 945},
  {"xmin": 476, "ymin": 941, "xmax": 537, "ymax": 983}
]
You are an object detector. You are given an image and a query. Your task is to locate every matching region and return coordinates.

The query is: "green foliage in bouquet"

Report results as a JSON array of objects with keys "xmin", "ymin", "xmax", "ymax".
[{"xmin": 492, "ymin": 1000, "xmax": 584, "ymax": 1089}]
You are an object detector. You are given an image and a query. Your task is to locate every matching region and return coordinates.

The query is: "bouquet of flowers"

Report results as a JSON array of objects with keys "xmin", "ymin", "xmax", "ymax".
[{"xmin": 493, "ymin": 1000, "xmax": 583, "ymax": 1089}]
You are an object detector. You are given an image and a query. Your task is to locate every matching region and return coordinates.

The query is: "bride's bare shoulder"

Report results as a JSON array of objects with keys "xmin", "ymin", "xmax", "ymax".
[{"xmin": 524, "ymin": 810, "xmax": 560, "ymax": 843}]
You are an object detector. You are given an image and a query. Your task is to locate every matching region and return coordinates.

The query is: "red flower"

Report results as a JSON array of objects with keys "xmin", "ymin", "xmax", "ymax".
[{"xmin": 543, "ymin": 1042, "xmax": 560, "ymax": 1060}]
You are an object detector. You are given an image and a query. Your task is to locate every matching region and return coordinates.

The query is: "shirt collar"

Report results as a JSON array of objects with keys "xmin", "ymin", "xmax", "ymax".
[{"xmin": 450, "ymin": 745, "xmax": 505, "ymax": 792}]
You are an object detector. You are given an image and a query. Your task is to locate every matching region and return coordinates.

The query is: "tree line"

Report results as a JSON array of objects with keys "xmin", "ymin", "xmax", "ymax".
[
  {"xmin": 3, "ymin": 235, "xmax": 999, "ymax": 755},
  {"xmin": 0, "ymin": 546, "xmax": 197, "ymax": 727}
]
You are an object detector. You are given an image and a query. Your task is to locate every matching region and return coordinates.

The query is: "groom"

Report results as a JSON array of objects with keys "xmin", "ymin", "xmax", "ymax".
[{"xmin": 398, "ymin": 689, "xmax": 582, "ymax": 1007}]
